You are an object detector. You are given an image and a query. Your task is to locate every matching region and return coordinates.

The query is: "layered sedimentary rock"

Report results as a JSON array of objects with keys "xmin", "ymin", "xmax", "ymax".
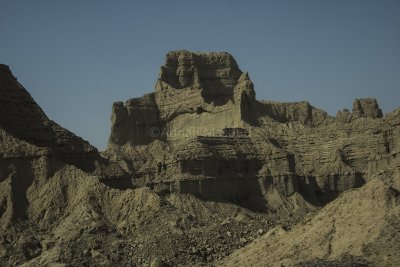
[
  {"xmin": 220, "ymin": 158, "xmax": 400, "ymax": 267},
  {"xmin": 109, "ymin": 94, "xmax": 159, "ymax": 145},
  {"xmin": 0, "ymin": 64, "xmax": 125, "ymax": 178},
  {"xmin": 0, "ymin": 53, "xmax": 399, "ymax": 266},
  {"xmin": 106, "ymin": 50, "xmax": 400, "ymax": 206},
  {"xmin": 0, "ymin": 64, "xmax": 126, "ymax": 226}
]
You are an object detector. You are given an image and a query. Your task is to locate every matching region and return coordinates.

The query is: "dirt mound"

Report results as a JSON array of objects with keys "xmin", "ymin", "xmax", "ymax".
[{"xmin": 220, "ymin": 159, "xmax": 400, "ymax": 267}]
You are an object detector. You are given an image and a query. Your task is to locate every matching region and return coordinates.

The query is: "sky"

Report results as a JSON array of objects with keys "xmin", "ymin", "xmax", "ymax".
[{"xmin": 1, "ymin": 0, "xmax": 399, "ymax": 150}]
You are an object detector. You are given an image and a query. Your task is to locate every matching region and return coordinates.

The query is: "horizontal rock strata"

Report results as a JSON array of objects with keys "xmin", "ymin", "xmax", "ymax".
[{"xmin": 106, "ymin": 50, "xmax": 400, "ymax": 207}]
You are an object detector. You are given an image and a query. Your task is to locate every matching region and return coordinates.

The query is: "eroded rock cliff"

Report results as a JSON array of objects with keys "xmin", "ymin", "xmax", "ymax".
[
  {"xmin": 106, "ymin": 50, "xmax": 400, "ymax": 208},
  {"xmin": 0, "ymin": 52, "xmax": 399, "ymax": 266}
]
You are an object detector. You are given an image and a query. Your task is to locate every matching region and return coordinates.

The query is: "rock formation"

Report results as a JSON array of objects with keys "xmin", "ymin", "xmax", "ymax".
[
  {"xmin": 220, "ymin": 157, "xmax": 400, "ymax": 267},
  {"xmin": 106, "ymin": 50, "xmax": 399, "ymax": 207},
  {"xmin": 0, "ymin": 64, "xmax": 126, "ymax": 227},
  {"xmin": 0, "ymin": 51, "xmax": 399, "ymax": 266},
  {"xmin": 336, "ymin": 98, "xmax": 383, "ymax": 122},
  {"xmin": 0, "ymin": 64, "xmax": 125, "ymax": 178}
]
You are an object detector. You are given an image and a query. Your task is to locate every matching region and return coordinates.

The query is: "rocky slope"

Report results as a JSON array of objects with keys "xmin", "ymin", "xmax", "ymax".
[
  {"xmin": 0, "ymin": 64, "xmax": 125, "ymax": 179},
  {"xmin": 0, "ymin": 64, "xmax": 128, "ymax": 228},
  {"xmin": 0, "ymin": 51, "xmax": 399, "ymax": 266},
  {"xmin": 220, "ymin": 157, "xmax": 400, "ymax": 267}
]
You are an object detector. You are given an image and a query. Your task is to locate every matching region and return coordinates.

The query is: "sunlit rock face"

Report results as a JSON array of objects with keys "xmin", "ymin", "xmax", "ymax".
[{"xmin": 106, "ymin": 50, "xmax": 399, "ymax": 207}]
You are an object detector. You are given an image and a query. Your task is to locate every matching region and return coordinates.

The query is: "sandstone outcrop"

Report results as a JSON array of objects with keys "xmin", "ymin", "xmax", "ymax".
[
  {"xmin": 106, "ymin": 50, "xmax": 399, "ymax": 208},
  {"xmin": 1, "ymin": 51, "xmax": 399, "ymax": 266}
]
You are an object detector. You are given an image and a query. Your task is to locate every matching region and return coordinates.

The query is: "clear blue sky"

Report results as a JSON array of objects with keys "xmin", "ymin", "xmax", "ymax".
[{"xmin": 1, "ymin": 0, "xmax": 399, "ymax": 150}]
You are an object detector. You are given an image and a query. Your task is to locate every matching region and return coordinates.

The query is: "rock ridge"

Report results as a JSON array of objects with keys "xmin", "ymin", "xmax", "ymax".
[
  {"xmin": 0, "ymin": 64, "xmax": 126, "ymax": 179},
  {"xmin": 0, "ymin": 53, "xmax": 399, "ymax": 266},
  {"xmin": 106, "ymin": 50, "xmax": 399, "ymax": 208}
]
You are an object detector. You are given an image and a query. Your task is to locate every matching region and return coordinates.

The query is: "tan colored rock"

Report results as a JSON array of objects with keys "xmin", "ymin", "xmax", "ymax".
[
  {"xmin": 352, "ymin": 98, "xmax": 383, "ymax": 118},
  {"xmin": 336, "ymin": 97, "xmax": 383, "ymax": 122},
  {"xmin": 1, "ymin": 52, "xmax": 399, "ymax": 266},
  {"xmin": 109, "ymin": 93, "xmax": 159, "ymax": 145},
  {"xmin": 219, "ymin": 159, "xmax": 400, "ymax": 267},
  {"xmin": 106, "ymin": 50, "xmax": 400, "ymax": 208}
]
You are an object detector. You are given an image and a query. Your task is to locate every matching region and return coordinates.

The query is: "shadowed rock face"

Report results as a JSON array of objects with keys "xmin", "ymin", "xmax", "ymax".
[
  {"xmin": 159, "ymin": 50, "xmax": 241, "ymax": 93},
  {"xmin": 352, "ymin": 98, "xmax": 383, "ymax": 118},
  {"xmin": 0, "ymin": 64, "xmax": 129, "ymax": 229},
  {"xmin": 109, "ymin": 94, "xmax": 160, "ymax": 146},
  {"xmin": 336, "ymin": 98, "xmax": 383, "ymax": 123},
  {"xmin": 0, "ymin": 64, "xmax": 63, "ymax": 149},
  {"xmin": 106, "ymin": 50, "xmax": 400, "ymax": 207},
  {"xmin": 0, "ymin": 64, "xmax": 125, "ymax": 178}
]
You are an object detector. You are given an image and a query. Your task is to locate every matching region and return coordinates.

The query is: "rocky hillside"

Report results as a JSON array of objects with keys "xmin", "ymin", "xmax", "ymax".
[
  {"xmin": 0, "ymin": 51, "xmax": 399, "ymax": 266},
  {"xmin": 0, "ymin": 64, "xmax": 125, "ymax": 179},
  {"xmin": 220, "ymin": 157, "xmax": 400, "ymax": 267},
  {"xmin": 106, "ymin": 50, "xmax": 399, "ymax": 208}
]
